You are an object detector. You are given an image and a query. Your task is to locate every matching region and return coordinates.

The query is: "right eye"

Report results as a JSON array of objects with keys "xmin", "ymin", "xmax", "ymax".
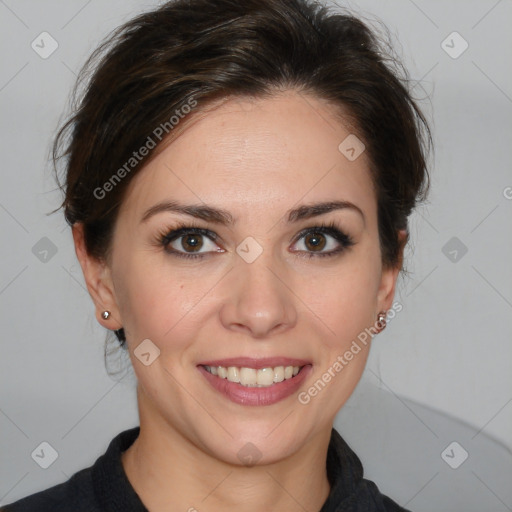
[{"xmin": 158, "ymin": 225, "xmax": 224, "ymax": 259}]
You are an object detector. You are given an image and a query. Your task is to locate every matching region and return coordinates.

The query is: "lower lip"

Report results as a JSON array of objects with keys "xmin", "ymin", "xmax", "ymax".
[{"xmin": 198, "ymin": 365, "xmax": 312, "ymax": 406}]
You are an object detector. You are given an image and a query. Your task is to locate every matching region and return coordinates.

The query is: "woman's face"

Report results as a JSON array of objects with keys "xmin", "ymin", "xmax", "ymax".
[{"xmin": 86, "ymin": 90, "xmax": 400, "ymax": 464}]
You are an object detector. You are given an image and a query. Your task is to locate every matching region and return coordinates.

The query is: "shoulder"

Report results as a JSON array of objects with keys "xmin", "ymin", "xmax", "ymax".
[
  {"xmin": 324, "ymin": 428, "xmax": 412, "ymax": 512},
  {"xmin": 1, "ymin": 427, "xmax": 141, "ymax": 512},
  {"xmin": 1, "ymin": 465, "xmax": 97, "ymax": 512},
  {"xmin": 357, "ymin": 479, "xmax": 412, "ymax": 512},
  {"xmin": 326, "ymin": 476, "xmax": 412, "ymax": 512}
]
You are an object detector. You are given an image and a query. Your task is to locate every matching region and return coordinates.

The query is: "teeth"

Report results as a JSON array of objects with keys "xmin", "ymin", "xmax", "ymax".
[
  {"xmin": 239, "ymin": 367, "xmax": 257, "ymax": 386},
  {"xmin": 204, "ymin": 365, "xmax": 302, "ymax": 387},
  {"xmin": 274, "ymin": 366, "xmax": 284, "ymax": 382},
  {"xmin": 257, "ymin": 367, "xmax": 274, "ymax": 386},
  {"xmin": 227, "ymin": 366, "xmax": 240, "ymax": 383}
]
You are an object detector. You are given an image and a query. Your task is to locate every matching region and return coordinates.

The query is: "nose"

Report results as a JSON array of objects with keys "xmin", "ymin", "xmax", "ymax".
[{"xmin": 219, "ymin": 252, "xmax": 298, "ymax": 339}]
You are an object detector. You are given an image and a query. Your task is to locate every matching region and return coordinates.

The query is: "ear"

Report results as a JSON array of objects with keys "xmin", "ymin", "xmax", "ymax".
[
  {"xmin": 376, "ymin": 229, "xmax": 407, "ymax": 314},
  {"xmin": 72, "ymin": 223, "xmax": 123, "ymax": 331}
]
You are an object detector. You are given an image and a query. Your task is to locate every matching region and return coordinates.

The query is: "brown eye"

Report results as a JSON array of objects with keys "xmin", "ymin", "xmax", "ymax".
[
  {"xmin": 291, "ymin": 223, "xmax": 355, "ymax": 259},
  {"xmin": 304, "ymin": 232, "xmax": 327, "ymax": 252},
  {"xmin": 159, "ymin": 226, "xmax": 223, "ymax": 259},
  {"xmin": 180, "ymin": 233, "xmax": 204, "ymax": 252}
]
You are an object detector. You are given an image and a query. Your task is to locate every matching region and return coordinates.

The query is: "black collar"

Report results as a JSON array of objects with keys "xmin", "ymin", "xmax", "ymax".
[{"xmin": 92, "ymin": 426, "xmax": 407, "ymax": 511}]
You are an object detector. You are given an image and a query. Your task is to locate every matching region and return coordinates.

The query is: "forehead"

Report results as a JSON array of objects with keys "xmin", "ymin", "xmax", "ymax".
[{"xmin": 119, "ymin": 91, "xmax": 376, "ymax": 222}]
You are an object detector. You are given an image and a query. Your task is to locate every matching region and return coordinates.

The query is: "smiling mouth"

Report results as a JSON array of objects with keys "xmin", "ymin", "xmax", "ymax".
[{"xmin": 202, "ymin": 364, "xmax": 305, "ymax": 388}]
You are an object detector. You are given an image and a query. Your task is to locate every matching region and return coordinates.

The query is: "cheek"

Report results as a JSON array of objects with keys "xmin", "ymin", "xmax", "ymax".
[
  {"xmin": 307, "ymin": 259, "xmax": 379, "ymax": 410},
  {"xmin": 113, "ymin": 252, "xmax": 208, "ymax": 346},
  {"xmin": 318, "ymin": 254, "xmax": 380, "ymax": 329}
]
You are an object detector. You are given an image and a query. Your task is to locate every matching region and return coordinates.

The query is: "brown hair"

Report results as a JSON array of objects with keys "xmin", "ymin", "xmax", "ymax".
[{"xmin": 53, "ymin": 0, "xmax": 431, "ymax": 345}]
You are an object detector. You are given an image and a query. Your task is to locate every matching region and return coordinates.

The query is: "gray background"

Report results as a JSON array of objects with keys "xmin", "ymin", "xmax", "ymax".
[{"xmin": 1, "ymin": 0, "xmax": 511, "ymax": 510}]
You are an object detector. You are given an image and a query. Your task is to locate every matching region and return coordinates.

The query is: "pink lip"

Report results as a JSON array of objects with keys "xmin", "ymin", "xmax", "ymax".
[
  {"xmin": 197, "ymin": 357, "xmax": 311, "ymax": 370},
  {"xmin": 197, "ymin": 363, "xmax": 313, "ymax": 407}
]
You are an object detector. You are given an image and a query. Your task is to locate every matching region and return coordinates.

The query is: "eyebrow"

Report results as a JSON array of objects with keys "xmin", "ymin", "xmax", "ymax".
[{"xmin": 141, "ymin": 199, "xmax": 365, "ymax": 225}]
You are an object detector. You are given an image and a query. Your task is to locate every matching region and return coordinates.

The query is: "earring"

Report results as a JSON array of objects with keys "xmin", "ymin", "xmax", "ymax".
[
  {"xmin": 101, "ymin": 311, "xmax": 111, "ymax": 320},
  {"xmin": 376, "ymin": 311, "xmax": 387, "ymax": 332}
]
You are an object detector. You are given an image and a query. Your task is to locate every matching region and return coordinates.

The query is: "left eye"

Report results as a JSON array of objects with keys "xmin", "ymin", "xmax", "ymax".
[
  {"xmin": 290, "ymin": 225, "xmax": 353, "ymax": 258},
  {"xmin": 293, "ymin": 231, "xmax": 339, "ymax": 252}
]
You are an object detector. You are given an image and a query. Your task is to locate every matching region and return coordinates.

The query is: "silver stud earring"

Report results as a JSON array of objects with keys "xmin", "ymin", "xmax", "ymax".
[
  {"xmin": 376, "ymin": 311, "xmax": 387, "ymax": 331},
  {"xmin": 101, "ymin": 311, "xmax": 111, "ymax": 320}
]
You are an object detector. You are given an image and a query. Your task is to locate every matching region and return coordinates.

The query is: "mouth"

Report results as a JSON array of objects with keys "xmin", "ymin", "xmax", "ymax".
[
  {"xmin": 197, "ymin": 358, "xmax": 312, "ymax": 406},
  {"xmin": 202, "ymin": 364, "xmax": 305, "ymax": 388}
]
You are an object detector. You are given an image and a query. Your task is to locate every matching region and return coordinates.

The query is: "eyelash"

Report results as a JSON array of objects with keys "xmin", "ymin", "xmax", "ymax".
[{"xmin": 156, "ymin": 221, "xmax": 355, "ymax": 260}]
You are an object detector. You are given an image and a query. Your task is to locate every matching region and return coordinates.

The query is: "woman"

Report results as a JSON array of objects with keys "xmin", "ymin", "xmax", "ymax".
[{"xmin": 2, "ymin": 0, "xmax": 430, "ymax": 510}]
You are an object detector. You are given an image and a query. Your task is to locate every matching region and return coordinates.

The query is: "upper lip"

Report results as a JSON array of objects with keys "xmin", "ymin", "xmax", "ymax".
[{"xmin": 198, "ymin": 357, "xmax": 311, "ymax": 369}]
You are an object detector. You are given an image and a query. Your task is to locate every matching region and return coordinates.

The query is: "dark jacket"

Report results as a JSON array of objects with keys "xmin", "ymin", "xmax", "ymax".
[{"xmin": 2, "ymin": 427, "xmax": 411, "ymax": 511}]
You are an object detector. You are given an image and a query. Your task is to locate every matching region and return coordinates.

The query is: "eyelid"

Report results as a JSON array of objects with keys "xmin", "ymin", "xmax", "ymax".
[
  {"xmin": 291, "ymin": 222, "xmax": 350, "ymax": 243},
  {"xmin": 160, "ymin": 225, "xmax": 220, "ymax": 245}
]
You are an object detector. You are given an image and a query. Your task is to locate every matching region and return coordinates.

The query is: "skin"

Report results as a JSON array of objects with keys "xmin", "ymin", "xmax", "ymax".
[{"xmin": 73, "ymin": 90, "xmax": 405, "ymax": 511}]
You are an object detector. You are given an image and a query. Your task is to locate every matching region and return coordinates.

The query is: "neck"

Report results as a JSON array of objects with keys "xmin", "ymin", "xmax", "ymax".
[{"xmin": 121, "ymin": 388, "xmax": 332, "ymax": 511}]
